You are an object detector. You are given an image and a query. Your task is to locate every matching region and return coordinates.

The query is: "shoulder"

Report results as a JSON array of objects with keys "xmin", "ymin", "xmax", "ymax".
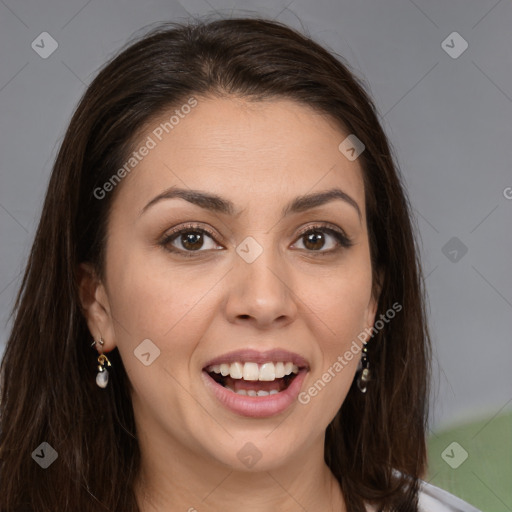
[
  {"xmin": 417, "ymin": 480, "xmax": 482, "ymax": 512},
  {"xmin": 364, "ymin": 480, "xmax": 483, "ymax": 512}
]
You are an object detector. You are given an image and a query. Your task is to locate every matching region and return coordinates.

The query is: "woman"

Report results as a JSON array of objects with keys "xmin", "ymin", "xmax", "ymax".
[{"xmin": 0, "ymin": 17, "xmax": 482, "ymax": 512}]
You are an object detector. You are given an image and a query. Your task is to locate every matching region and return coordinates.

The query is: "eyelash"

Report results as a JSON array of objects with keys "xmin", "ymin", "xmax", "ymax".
[{"xmin": 159, "ymin": 222, "xmax": 353, "ymax": 258}]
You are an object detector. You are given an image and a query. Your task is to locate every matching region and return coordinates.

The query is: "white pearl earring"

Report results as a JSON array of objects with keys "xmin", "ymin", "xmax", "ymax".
[
  {"xmin": 90, "ymin": 337, "xmax": 111, "ymax": 388},
  {"xmin": 96, "ymin": 353, "xmax": 112, "ymax": 388}
]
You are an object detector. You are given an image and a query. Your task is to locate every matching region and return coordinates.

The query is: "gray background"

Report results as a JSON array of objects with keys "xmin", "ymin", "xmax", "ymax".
[{"xmin": 0, "ymin": 0, "xmax": 511, "ymax": 435}]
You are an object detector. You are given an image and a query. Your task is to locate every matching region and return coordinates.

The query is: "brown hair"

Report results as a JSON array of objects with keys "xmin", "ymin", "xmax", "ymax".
[{"xmin": 0, "ymin": 16, "xmax": 431, "ymax": 512}]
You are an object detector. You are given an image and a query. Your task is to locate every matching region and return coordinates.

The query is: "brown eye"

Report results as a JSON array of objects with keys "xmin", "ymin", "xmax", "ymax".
[
  {"xmin": 302, "ymin": 231, "xmax": 327, "ymax": 251},
  {"xmin": 160, "ymin": 224, "xmax": 223, "ymax": 256},
  {"xmin": 293, "ymin": 225, "xmax": 353, "ymax": 254},
  {"xmin": 178, "ymin": 231, "xmax": 205, "ymax": 251}
]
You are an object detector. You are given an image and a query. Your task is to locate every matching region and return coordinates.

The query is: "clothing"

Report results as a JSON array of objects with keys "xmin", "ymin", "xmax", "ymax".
[
  {"xmin": 417, "ymin": 480, "xmax": 482, "ymax": 512},
  {"xmin": 365, "ymin": 480, "xmax": 483, "ymax": 511}
]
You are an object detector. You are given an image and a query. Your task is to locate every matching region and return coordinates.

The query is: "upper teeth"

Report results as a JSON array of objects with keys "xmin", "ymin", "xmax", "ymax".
[{"xmin": 206, "ymin": 362, "xmax": 299, "ymax": 381}]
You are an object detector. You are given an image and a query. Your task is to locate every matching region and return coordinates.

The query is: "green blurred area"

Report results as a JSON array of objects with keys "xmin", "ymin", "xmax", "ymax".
[{"xmin": 427, "ymin": 410, "xmax": 512, "ymax": 512}]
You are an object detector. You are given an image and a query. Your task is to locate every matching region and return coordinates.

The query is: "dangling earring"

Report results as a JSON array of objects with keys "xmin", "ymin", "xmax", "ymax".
[
  {"xmin": 96, "ymin": 354, "xmax": 112, "ymax": 388},
  {"xmin": 90, "ymin": 337, "xmax": 111, "ymax": 388},
  {"xmin": 357, "ymin": 342, "xmax": 371, "ymax": 393},
  {"xmin": 90, "ymin": 337, "xmax": 105, "ymax": 348}
]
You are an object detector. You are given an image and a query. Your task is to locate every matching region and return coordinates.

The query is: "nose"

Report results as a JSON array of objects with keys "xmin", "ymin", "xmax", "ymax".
[{"xmin": 224, "ymin": 241, "xmax": 298, "ymax": 329}]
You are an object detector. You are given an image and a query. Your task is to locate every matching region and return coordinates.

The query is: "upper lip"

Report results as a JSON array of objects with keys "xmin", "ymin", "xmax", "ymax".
[{"xmin": 202, "ymin": 349, "xmax": 310, "ymax": 370}]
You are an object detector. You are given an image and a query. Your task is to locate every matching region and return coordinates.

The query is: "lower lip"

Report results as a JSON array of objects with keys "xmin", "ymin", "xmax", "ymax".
[{"xmin": 201, "ymin": 369, "xmax": 308, "ymax": 418}]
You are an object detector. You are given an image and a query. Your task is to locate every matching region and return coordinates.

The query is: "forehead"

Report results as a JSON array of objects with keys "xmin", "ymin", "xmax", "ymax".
[{"xmin": 112, "ymin": 96, "xmax": 366, "ymax": 219}]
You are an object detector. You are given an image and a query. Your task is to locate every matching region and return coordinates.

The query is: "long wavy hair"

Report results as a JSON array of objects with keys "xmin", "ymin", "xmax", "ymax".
[{"xmin": 0, "ymin": 16, "xmax": 431, "ymax": 512}]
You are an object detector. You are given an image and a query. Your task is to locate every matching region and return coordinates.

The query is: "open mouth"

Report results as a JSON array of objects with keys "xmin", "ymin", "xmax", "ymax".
[{"xmin": 204, "ymin": 361, "xmax": 304, "ymax": 397}]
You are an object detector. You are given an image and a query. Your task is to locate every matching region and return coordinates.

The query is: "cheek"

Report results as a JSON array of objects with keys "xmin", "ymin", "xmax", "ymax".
[
  {"xmin": 106, "ymin": 245, "xmax": 212, "ymax": 340},
  {"xmin": 308, "ymin": 262, "xmax": 373, "ymax": 347},
  {"xmin": 106, "ymin": 257, "xmax": 211, "ymax": 407}
]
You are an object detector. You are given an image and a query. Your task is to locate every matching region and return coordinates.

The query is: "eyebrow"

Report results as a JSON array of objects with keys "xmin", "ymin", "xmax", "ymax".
[{"xmin": 140, "ymin": 186, "xmax": 362, "ymax": 222}]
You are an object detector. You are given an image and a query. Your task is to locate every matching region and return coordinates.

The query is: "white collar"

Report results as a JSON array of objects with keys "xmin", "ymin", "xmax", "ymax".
[{"xmin": 364, "ymin": 480, "xmax": 483, "ymax": 511}]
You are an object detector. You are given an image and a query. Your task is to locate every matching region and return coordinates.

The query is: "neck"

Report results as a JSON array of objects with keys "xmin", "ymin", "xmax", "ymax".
[{"xmin": 134, "ymin": 430, "xmax": 346, "ymax": 512}]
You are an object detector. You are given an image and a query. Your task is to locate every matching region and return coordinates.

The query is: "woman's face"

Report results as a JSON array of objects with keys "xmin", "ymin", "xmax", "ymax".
[{"xmin": 84, "ymin": 96, "xmax": 379, "ymax": 472}]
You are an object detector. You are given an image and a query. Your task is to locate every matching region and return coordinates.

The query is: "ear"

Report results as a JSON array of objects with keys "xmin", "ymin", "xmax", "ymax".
[
  {"xmin": 364, "ymin": 267, "xmax": 384, "ymax": 340},
  {"xmin": 77, "ymin": 262, "xmax": 117, "ymax": 352}
]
